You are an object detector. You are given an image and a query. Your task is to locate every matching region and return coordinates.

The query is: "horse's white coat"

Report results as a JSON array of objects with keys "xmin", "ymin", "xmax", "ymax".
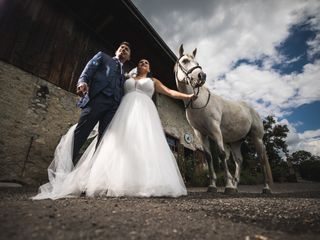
[{"xmin": 175, "ymin": 45, "xmax": 273, "ymax": 192}]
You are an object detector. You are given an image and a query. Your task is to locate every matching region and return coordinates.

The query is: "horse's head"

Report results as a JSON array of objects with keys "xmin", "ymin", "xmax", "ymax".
[{"xmin": 175, "ymin": 44, "xmax": 207, "ymax": 88}]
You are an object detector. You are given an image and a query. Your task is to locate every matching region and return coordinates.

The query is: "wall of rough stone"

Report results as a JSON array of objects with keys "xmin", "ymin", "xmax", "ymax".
[
  {"xmin": 0, "ymin": 61, "xmax": 208, "ymax": 186},
  {"xmin": 155, "ymin": 93, "xmax": 208, "ymax": 186},
  {"xmin": 155, "ymin": 93, "xmax": 202, "ymax": 150},
  {"xmin": 0, "ymin": 61, "xmax": 80, "ymax": 185}
]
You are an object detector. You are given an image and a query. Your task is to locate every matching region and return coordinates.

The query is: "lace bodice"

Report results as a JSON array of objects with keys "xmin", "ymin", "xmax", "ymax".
[{"xmin": 124, "ymin": 78, "xmax": 154, "ymax": 98}]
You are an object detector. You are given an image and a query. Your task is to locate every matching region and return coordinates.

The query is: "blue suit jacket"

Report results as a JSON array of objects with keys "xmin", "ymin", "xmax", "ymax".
[{"xmin": 76, "ymin": 52, "xmax": 124, "ymax": 108}]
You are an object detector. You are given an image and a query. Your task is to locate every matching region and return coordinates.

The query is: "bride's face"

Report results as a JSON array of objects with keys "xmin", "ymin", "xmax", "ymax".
[{"xmin": 137, "ymin": 59, "xmax": 150, "ymax": 74}]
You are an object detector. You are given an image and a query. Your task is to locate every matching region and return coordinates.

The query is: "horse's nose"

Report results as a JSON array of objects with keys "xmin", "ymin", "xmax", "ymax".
[{"xmin": 198, "ymin": 72, "xmax": 206, "ymax": 81}]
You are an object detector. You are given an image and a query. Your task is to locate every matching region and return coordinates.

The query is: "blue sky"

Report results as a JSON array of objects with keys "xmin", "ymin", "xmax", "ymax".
[
  {"xmin": 287, "ymin": 101, "xmax": 320, "ymax": 132},
  {"xmin": 132, "ymin": 0, "xmax": 320, "ymax": 155},
  {"xmin": 274, "ymin": 19, "xmax": 320, "ymax": 133}
]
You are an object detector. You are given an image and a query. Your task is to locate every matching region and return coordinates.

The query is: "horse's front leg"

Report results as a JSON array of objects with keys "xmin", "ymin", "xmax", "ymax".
[
  {"xmin": 194, "ymin": 130, "xmax": 217, "ymax": 193},
  {"xmin": 222, "ymin": 144, "xmax": 236, "ymax": 193},
  {"xmin": 208, "ymin": 125, "xmax": 236, "ymax": 193}
]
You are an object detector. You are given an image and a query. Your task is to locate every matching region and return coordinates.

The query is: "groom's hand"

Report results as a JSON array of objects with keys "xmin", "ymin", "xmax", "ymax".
[{"xmin": 76, "ymin": 83, "xmax": 88, "ymax": 97}]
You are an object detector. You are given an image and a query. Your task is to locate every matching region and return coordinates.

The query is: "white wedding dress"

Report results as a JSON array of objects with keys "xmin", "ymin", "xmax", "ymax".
[{"xmin": 33, "ymin": 78, "xmax": 187, "ymax": 199}]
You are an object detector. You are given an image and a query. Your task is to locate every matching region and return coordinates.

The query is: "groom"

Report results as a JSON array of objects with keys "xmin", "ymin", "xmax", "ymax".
[{"xmin": 73, "ymin": 42, "xmax": 131, "ymax": 165}]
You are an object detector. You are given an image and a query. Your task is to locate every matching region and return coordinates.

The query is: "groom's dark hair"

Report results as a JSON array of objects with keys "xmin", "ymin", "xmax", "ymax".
[{"xmin": 119, "ymin": 41, "xmax": 131, "ymax": 51}]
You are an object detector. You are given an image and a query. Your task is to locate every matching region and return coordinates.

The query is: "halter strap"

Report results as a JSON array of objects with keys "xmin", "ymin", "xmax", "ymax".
[
  {"xmin": 175, "ymin": 55, "xmax": 202, "ymax": 85},
  {"xmin": 175, "ymin": 55, "xmax": 210, "ymax": 110}
]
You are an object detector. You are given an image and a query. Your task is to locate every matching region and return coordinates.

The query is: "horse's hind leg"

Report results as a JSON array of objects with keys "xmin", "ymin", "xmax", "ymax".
[
  {"xmin": 252, "ymin": 135, "xmax": 273, "ymax": 194},
  {"xmin": 230, "ymin": 141, "xmax": 243, "ymax": 189},
  {"xmin": 223, "ymin": 144, "xmax": 237, "ymax": 193},
  {"xmin": 194, "ymin": 130, "xmax": 217, "ymax": 192}
]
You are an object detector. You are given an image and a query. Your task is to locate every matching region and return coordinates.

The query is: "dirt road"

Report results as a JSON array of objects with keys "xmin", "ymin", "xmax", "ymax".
[{"xmin": 0, "ymin": 182, "xmax": 319, "ymax": 240}]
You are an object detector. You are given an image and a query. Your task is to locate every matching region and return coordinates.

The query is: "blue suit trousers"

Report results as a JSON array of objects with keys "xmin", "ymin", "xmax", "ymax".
[{"xmin": 73, "ymin": 92, "xmax": 119, "ymax": 164}]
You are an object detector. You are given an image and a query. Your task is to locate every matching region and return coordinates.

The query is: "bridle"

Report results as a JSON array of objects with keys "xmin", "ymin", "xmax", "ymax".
[
  {"xmin": 175, "ymin": 55, "xmax": 210, "ymax": 109},
  {"xmin": 175, "ymin": 55, "xmax": 203, "ymax": 86}
]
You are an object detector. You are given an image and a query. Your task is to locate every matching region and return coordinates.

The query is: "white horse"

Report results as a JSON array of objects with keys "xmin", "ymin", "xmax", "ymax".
[{"xmin": 175, "ymin": 44, "xmax": 273, "ymax": 193}]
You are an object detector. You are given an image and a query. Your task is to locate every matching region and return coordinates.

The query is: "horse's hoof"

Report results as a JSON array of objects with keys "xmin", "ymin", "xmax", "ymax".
[
  {"xmin": 207, "ymin": 186, "xmax": 218, "ymax": 193},
  {"xmin": 224, "ymin": 187, "xmax": 237, "ymax": 194},
  {"xmin": 262, "ymin": 188, "xmax": 272, "ymax": 194}
]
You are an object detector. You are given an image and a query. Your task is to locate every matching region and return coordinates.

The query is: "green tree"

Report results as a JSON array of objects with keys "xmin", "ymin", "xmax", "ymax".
[
  {"xmin": 262, "ymin": 116, "xmax": 293, "ymax": 182},
  {"xmin": 288, "ymin": 150, "xmax": 320, "ymax": 182},
  {"xmin": 289, "ymin": 150, "xmax": 312, "ymax": 166},
  {"xmin": 262, "ymin": 116, "xmax": 289, "ymax": 167},
  {"xmin": 241, "ymin": 115, "xmax": 293, "ymax": 182},
  {"xmin": 299, "ymin": 158, "xmax": 320, "ymax": 181}
]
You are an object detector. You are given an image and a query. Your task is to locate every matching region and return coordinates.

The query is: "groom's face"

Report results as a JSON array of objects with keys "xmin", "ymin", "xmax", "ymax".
[{"xmin": 115, "ymin": 44, "xmax": 131, "ymax": 63}]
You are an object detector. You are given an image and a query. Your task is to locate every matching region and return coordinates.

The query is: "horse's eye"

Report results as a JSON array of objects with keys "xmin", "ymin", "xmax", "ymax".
[{"xmin": 182, "ymin": 59, "xmax": 189, "ymax": 64}]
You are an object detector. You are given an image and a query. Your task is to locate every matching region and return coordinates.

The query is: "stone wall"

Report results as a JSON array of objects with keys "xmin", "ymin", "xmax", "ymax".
[
  {"xmin": 0, "ymin": 61, "xmax": 80, "ymax": 185},
  {"xmin": 155, "ymin": 93, "xmax": 202, "ymax": 150},
  {"xmin": 156, "ymin": 93, "xmax": 208, "ymax": 186},
  {"xmin": 0, "ymin": 61, "xmax": 207, "ymax": 186}
]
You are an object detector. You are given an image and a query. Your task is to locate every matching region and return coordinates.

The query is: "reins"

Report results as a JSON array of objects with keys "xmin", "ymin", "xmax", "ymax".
[{"xmin": 185, "ymin": 87, "xmax": 211, "ymax": 109}]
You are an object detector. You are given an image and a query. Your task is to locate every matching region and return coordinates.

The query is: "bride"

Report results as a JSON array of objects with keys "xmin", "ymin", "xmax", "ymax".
[{"xmin": 33, "ymin": 59, "xmax": 195, "ymax": 199}]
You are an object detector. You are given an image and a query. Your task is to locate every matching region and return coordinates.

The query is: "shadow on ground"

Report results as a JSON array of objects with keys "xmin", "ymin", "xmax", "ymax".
[{"xmin": 0, "ymin": 182, "xmax": 319, "ymax": 240}]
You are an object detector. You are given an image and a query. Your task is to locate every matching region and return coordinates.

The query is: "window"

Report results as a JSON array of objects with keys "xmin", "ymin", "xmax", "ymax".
[{"xmin": 166, "ymin": 134, "xmax": 178, "ymax": 153}]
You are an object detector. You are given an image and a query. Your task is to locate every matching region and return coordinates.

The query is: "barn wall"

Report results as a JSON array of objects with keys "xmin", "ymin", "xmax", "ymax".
[
  {"xmin": 0, "ymin": 0, "xmax": 207, "ymax": 186},
  {"xmin": 156, "ymin": 93, "xmax": 208, "ymax": 185},
  {"xmin": 156, "ymin": 93, "xmax": 202, "ymax": 150},
  {"xmin": 0, "ymin": 0, "xmax": 112, "ymax": 185},
  {"xmin": 0, "ymin": 0, "xmax": 111, "ymax": 93},
  {"xmin": 0, "ymin": 60, "xmax": 80, "ymax": 185}
]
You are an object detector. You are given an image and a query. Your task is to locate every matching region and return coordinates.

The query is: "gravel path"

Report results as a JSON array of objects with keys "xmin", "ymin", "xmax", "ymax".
[{"xmin": 0, "ymin": 182, "xmax": 319, "ymax": 240}]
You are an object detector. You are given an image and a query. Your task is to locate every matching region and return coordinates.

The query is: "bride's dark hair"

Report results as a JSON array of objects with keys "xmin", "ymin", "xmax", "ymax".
[
  {"xmin": 125, "ymin": 68, "xmax": 152, "ymax": 79},
  {"xmin": 147, "ymin": 71, "xmax": 153, "ymax": 78}
]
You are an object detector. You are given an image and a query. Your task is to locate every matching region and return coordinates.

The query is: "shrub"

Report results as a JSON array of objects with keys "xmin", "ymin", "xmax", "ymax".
[
  {"xmin": 215, "ymin": 171, "xmax": 225, "ymax": 187},
  {"xmin": 299, "ymin": 160, "xmax": 320, "ymax": 182},
  {"xmin": 272, "ymin": 162, "xmax": 290, "ymax": 182},
  {"xmin": 239, "ymin": 169, "xmax": 264, "ymax": 185},
  {"xmin": 190, "ymin": 169, "xmax": 210, "ymax": 187}
]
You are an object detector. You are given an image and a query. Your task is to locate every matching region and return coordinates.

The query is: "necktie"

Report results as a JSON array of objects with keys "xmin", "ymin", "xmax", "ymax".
[{"xmin": 114, "ymin": 58, "xmax": 122, "ymax": 74}]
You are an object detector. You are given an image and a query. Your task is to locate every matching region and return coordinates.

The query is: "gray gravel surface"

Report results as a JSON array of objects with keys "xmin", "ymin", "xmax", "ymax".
[{"xmin": 0, "ymin": 182, "xmax": 319, "ymax": 240}]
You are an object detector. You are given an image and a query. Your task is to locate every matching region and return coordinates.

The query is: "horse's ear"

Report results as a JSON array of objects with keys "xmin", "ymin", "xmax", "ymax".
[
  {"xmin": 192, "ymin": 48, "xmax": 197, "ymax": 57},
  {"xmin": 179, "ymin": 44, "xmax": 184, "ymax": 57}
]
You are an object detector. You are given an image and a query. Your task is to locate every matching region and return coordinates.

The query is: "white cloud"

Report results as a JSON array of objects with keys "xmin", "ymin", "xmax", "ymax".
[
  {"xmin": 134, "ymin": 0, "xmax": 318, "ymax": 76},
  {"xmin": 280, "ymin": 119, "xmax": 320, "ymax": 156},
  {"xmin": 303, "ymin": 5, "xmax": 320, "ymax": 58},
  {"xmin": 213, "ymin": 64, "xmax": 297, "ymax": 117},
  {"xmin": 133, "ymin": 0, "xmax": 320, "ymax": 110},
  {"xmin": 133, "ymin": 0, "xmax": 320, "ymax": 155},
  {"xmin": 284, "ymin": 55, "xmax": 302, "ymax": 65},
  {"xmin": 291, "ymin": 130, "xmax": 320, "ymax": 156},
  {"xmin": 214, "ymin": 60, "xmax": 320, "ymax": 118}
]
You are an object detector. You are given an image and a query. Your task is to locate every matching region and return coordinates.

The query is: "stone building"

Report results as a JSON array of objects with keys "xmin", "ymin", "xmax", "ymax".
[{"xmin": 0, "ymin": 0, "xmax": 207, "ymax": 186}]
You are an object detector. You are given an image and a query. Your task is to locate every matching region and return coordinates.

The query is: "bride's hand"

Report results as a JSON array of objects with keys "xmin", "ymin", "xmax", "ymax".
[{"xmin": 189, "ymin": 94, "xmax": 197, "ymax": 100}]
